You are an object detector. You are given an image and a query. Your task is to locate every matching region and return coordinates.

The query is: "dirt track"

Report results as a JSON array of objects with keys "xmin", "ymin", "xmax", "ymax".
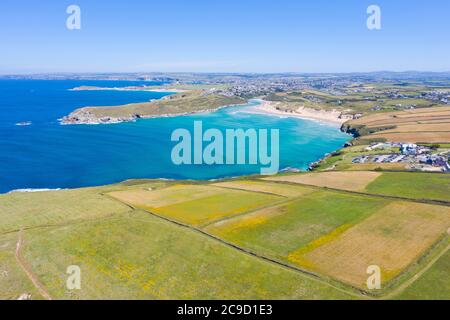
[{"xmin": 15, "ymin": 229, "xmax": 52, "ymax": 300}]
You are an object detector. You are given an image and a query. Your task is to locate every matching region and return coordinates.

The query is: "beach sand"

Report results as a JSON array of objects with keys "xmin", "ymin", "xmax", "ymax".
[{"xmin": 242, "ymin": 100, "xmax": 349, "ymax": 125}]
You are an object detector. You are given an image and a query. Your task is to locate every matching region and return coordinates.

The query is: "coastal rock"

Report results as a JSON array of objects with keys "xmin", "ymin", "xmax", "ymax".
[{"xmin": 60, "ymin": 109, "xmax": 137, "ymax": 125}]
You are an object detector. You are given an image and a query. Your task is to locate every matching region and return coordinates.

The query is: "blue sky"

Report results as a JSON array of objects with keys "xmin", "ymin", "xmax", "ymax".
[{"xmin": 0, "ymin": 0, "xmax": 449, "ymax": 73}]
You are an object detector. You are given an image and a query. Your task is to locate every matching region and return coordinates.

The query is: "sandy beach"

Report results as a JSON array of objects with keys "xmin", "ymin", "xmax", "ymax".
[{"xmin": 242, "ymin": 100, "xmax": 349, "ymax": 125}]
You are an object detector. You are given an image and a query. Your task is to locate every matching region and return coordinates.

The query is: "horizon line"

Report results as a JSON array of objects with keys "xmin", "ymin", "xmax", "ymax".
[{"xmin": 2, "ymin": 70, "xmax": 450, "ymax": 76}]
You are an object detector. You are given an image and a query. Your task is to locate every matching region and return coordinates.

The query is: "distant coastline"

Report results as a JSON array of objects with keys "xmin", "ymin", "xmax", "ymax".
[{"xmin": 69, "ymin": 85, "xmax": 188, "ymax": 93}]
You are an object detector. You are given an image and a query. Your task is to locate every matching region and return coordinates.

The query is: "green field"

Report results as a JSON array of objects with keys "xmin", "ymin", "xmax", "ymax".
[
  {"xmin": 395, "ymin": 248, "xmax": 450, "ymax": 300},
  {"xmin": 205, "ymin": 190, "xmax": 389, "ymax": 261},
  {"xmin": 365, "ymin": 172, "xmax": 450, "ymax": 202},
  {"xmin": 0, "ymin": 233, "xmax": 40, "ymax": 300},
  {"xmin": 1, "ymin": 172, "xmax": 449, "ymax": 300},
  {"xmin": 264, "ymin": 89, "xmax": 447, "ymax": 115},
  {"xmin": 109, "ymin": 184, "xmax": 283, "ymax": 226},
  {"xmin": 0, "ymin": 186, "xmax": 132, "ymax": 234},
  {"xmin": 15, "ymin": 211, "xmax": 353, "ymax": 300},
  {"xmin": 212, "ymin": 180, "xmax": 315, "ymax": 198}
]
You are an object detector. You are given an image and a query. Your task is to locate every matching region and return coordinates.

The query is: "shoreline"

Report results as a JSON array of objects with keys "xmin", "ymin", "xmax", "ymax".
[
  {"xmin": 7, "ymin": 99, "xmax": 354, "ymax": 194},
  {"xmin": 60, "ymin": 101, "xmax": 250, "ymax": 125},
  {"xmin": 69, "ymin": 85, "xmax": 188, "ymax": 93},
  {"xmin": 240, "ymin": 99, "xmax": 350, "ymax": 126},
  {"xmin": 2, "ymin": 165, "xmax": 307, "ymax": 194}
]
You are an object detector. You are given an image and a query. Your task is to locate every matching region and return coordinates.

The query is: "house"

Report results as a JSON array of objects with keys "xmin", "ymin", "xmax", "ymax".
[{"xmin": 401, "ymin": 143, "xmax": 418, "ymax": 155}]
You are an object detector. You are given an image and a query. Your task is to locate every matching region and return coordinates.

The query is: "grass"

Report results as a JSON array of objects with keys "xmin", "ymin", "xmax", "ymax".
[
  {"xmin": 18, "ymin": 211, "xmax": 353, "ymax": 300},
  {"xmin": 265, "ymin": 171, "xmax": 382, "ymax": 192},
  {"xmin": 345, "ymin": 106, "xmax": 450, "ymax": 143},
  {"xmin": 0, "ymin": 186, "xmax": 134, "ymax": 234},
  {"xmin": 0, "ymin": 233, "xmax": 40, "ymax": 300},
  {"xmin": 365, "ymin": 172, "xmax": 450, "ymax": 202},
  {"xmin": 292, "ymin": 201, "xmax": 450, "ymax": 288},
  {"xmin": 1, "ymin": 171, "xmax": 449, "ymax": 299},
  {"xmin": 339, "ymin": 163, "xmax": 407, "ymax": 171},
  {"xmin": 264, "ymin": 90, "xmax": 448, "ymax": 115},
  {"xmin": 205, "ymin": 190, "xmax": 389, "ymax": 262},
  {"xmin": 395, "ymin": 248, "xmax": 450, "ymax": 300},
  {"xmin": 211, "ymin": 180, "xmax": 316, "ymax": 197},
  {"xmin": 368, "ymin": 132, "xmax": 450, "ymax": 143},
  {"xmin": 311, "ymin": 145, "xmax": 409, "ymax": 172},
  {"xmin": 67, "ymin": 91, "xmax": 245, "ymax": 120},
  {"xmin": 109, "ymin": 184, "xmax": 282, "ymax": 226}
]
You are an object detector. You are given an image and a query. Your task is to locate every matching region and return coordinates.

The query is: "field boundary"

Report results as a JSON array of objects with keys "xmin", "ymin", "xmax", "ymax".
[
  {"xmin": 263, "ymin": 178, "xmax": 450, "ymax": 207},
  {"xmin": 383, "ymin": 239, "xmax": 450, "ymax": 299},
  {"xmin": 105, "ymin": 181, "xmax": 450, "ymax": 298},
  {"xmin": 102, "ymin": 194, "xmax": 368, "ymax": 299},
  {"xmin": 210, "ymin": 184, "xmax": 292, "ymax": 198},
  {"xmin": 198, "ymin": 197, "xmax": 298, "ymax": 229}
]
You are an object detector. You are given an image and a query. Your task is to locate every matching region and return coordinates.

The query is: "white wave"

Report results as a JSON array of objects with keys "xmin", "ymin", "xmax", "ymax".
[{"xmin": 8, "ymin": 188, "xmax": 63, "ymax": 194}]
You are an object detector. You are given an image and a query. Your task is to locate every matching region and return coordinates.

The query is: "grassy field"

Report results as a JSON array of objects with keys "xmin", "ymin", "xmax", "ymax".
[
  {"xmin": 264, "ymin": 171, "xmax": 450, "ymax": 202},
  {"xmin": 0, "ymin": 186, "xmax": 133, "ymax": 234},
  {"xmin": 345, "ymin": 106, "xmax": 450, "ymax": 143},
  {"xmin": 290, "ymin": 201, "xmax": 450, "ymax": 288},
  {"xmin": 205, "ymin": 190, "xmax": 389, "ymax": 261},
  {"xmin": 265, "ymin": 171, "xmax": 382, "ymax": 192},
  {"xmin": 108, "ymin": 184, "xmax": 283, "ymax": 226},
  {"xmin": 211, "ymin": 180, "xmax": 316, "ymax": 197},
  {"xmin": 64, "ymin": 91, "xmax": 245, "ymax": 123},
  {"xmin": 394, "ymin": 248, "xmax": 450, "ymax": 300},
  {"xmin": 311, "ymin": 145, "xmax": 409, "ymax": 172},
  {"xmin": 349, "ymin": 106, "xmax": 450, "ymax": 127},
  {"xmin": 338, "ymin": 163, "xmax": 407, "ymax": 171},
  {"xmin": 365, "ymin": 172, "xmax": 450, "ymax": 202},
  {"xmin": 368, "ymin": 132, "xmax": 450, "ymax": 143},
  {"xmin": 264, "ymin": 89, "xmax": 447, "ymax": 115},
  {"xmin": 1, "ymin": 172, "xmax": 449, "ymax": 299},
  {"xmin": 0, "ymin": 233, "xmax": 41, "ymax": 300},
  {"xmin": 18, "ymin": 211, "xmax": 353, "ymax": 300}
]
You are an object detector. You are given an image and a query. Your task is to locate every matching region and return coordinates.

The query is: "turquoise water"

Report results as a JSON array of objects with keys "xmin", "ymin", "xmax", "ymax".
[{"xmin": 0, "ymin": 80, "xmax": 350, "ymax": 193}]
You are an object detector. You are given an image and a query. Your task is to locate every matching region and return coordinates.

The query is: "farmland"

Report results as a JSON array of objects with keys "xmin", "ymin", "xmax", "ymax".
[
  {"xmin": 108, "ymin": 184, "xmax": 283, "ymax": 226},
  {"xmin": 394, "ymin": 247, "xmax": 450, "ymax": 300},
  {"xmin": 0, "ymin": 186, "xmax": 134, "ymax": 234},
  {"xmin": 265, "ymin": 171, "xmax": 450, "ymax": 203},
  {"xmin": 265, "ymin": 86, "xmax": 448, "ymax": 117},
  {"xmin": 289, "ymin": 201, "xmax": 450, "ymax": 288},
  {"xmin": 365, "ymin": 172, "xmax": 450, "ymax": 202},
  {"xmin": 344, "ymin": 106, "xmax": 450, "ymax": 143},
  {"xmin": 0, "ymin": 173, "xmax": 449, "ymax": 299},
  {"xmin": 2, "ymin": 76, "xmax": 450, "ymax": 300},
  {"xmin": 204, "ymin": 190, "xmax": 389, "ymax": 261},
  {"xmin": 211, "ymin": 180, "xmax": 315, "ymax": 197},
  {"xmin": 14, "ymin": 212, "xmax": 353, "ymax": 300},
  {"xmin": 265, "ymin": 171, "xmax": 382, "ymax": 192}
]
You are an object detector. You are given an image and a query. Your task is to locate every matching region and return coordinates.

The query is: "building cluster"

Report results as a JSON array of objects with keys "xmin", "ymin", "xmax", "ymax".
[
  {"xmin": 421, "ymin": 90, "xmax": 450, "ymax": 105},
  {"xmin": 352, "ymin": 143, "xmax": 450, "ymax": 172}
]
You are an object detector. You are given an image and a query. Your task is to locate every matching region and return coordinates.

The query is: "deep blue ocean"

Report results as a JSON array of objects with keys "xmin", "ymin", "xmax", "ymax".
[{"xmin": 0, "ymin": 80, "xmax": 350, "ymax": 193}]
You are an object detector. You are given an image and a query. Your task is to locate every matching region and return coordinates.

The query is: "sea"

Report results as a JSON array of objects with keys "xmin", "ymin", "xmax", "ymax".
[{"xmin": 0, "ymin": 80, "xmax": 351, "ymax": 193}]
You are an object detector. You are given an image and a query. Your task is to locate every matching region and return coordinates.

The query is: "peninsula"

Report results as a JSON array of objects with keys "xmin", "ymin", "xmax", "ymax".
[{"xmin": 61, "ymin": 90, "xmax": 245, "ymax": 125}]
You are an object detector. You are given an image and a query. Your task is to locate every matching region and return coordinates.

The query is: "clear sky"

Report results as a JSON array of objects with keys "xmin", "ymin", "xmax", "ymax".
[{"xmin": 1, "ymin": 0, "xmax": 449, "ymax": 74}]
